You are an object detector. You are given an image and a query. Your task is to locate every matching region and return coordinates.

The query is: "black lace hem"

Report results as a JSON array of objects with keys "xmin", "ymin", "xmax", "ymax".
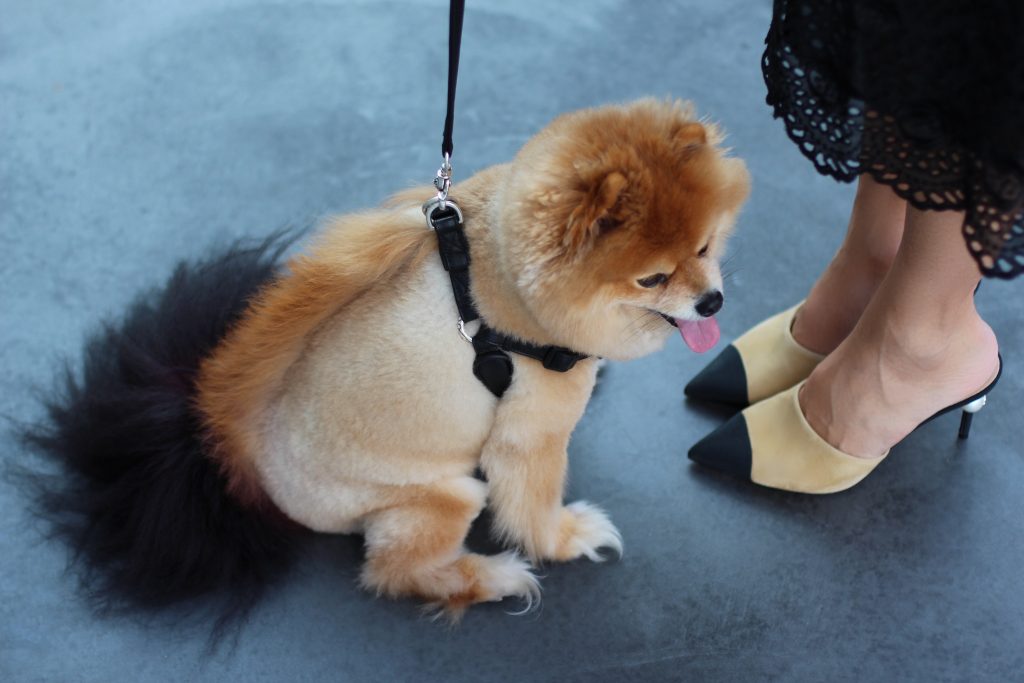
[{"xmin": 762, "ymin": 7, "xmax": 1024, "ymax": 279}]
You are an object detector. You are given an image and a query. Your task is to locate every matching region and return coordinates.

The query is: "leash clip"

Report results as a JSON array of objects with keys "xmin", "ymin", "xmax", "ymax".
[{"xmin": 434, "ymin": 153, "xmax": 453, "ymax": 209}]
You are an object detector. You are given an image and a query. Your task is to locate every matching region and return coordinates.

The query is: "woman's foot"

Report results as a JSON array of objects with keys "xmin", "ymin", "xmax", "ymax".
[{"xmin": 799, "ymin": 298, "xmax": 1000, "ymax": 458}]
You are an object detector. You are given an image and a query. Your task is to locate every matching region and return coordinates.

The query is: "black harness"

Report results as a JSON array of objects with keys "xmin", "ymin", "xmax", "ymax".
[
  {"xmin": 427, "ymin": 202, "xmax": 589, "ymax": 398},
  {"xmin": 421, "ymin": 1, "xmax": 586, "ymax": 397}
]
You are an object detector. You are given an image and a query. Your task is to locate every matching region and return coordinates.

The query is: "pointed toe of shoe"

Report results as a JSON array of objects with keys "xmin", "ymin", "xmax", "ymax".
[
  {"xmin": 684, "ymin": 344, "xmax": 749, "ymax": 407},
  {"xmin": 688, "ymin": 413, "xmax": 753, "ymax": 481}
]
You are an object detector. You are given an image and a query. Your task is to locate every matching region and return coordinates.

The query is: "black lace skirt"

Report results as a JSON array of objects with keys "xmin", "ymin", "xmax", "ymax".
[{"xmin": 763, "ymin": 0, "xmax": 1024, "ymax": 279}]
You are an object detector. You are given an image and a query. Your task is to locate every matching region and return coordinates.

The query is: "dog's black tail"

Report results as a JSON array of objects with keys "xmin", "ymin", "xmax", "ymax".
[{"xmin": 17, "ymin": 232, "xmax": 303, "ymax": 635}]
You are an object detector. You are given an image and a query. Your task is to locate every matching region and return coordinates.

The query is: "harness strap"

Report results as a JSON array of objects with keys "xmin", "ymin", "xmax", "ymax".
[
  {"xmin": 473, "ymin": 328, "xmax": 589, "ymax": 373},
  {"xmin": 428, "ymin": 203, "xmax": 590, "ymax": 398},
  {"xmin": 431, "ymin": 206, "xmax": 477, "ymax": 322}
]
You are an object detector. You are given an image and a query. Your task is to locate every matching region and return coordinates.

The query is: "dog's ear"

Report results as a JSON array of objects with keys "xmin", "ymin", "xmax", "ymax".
[
  {"xmin": 565, "ymin": 171, "xmax": 628, "ymax": 251},
  {"xmin": 672, "ymin": 121, "xmax": 707, "ymax": 153}
]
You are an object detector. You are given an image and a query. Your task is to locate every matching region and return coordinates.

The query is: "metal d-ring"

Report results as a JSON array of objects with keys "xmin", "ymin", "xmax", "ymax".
[
  {"xmin": 422, "ymin": 196, "xmax": 464, "ymax": 229},
  {"xmin": 457, "ymin": 318, "xmax": 473, "ymax": 343}
]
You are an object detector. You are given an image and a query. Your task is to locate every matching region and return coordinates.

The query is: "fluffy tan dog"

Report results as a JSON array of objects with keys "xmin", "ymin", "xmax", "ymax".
[{"xmin": 29, "ymin": 99, "xmax": 749, "ymax": 620}]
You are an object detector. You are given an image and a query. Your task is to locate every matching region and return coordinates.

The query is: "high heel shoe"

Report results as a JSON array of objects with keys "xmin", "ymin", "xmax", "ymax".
[
  {"xmin": 687, "ymin": 356, "xmax": 1002, "ymax": 494},
  {"xmin": 684, "ymin": 302, "xmax": 824, "ymax": 408}
]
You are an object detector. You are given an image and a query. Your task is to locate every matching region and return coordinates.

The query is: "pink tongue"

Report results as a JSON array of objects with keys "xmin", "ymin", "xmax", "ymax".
[{"xmin": 677, "ymin": 317, "xmax": 720, "ymax": 353}]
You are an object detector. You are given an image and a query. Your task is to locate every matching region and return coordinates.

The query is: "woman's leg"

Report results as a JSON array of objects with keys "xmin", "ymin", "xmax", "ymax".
[
  {"xmin": 792, "ymin": 174, "xmax": 907, "ymax": 354},
  {"xmin": 799, "ymin": 204, "xmax": 1000, "ymax": 457}
]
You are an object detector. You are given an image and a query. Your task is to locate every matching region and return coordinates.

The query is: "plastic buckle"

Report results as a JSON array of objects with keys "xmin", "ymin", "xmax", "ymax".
[{"xmin": 473, "ymin": 349, "xmax": 514, "ymax": 398}]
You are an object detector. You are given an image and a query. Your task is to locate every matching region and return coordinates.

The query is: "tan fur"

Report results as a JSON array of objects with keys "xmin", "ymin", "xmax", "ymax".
[
  {"xmin": 195, "ymin": 99, "xmax": 749, "ymax": 613},
  {"xmin": 196, "ymin": 210, "xmax": 435, "ymax": 504}
]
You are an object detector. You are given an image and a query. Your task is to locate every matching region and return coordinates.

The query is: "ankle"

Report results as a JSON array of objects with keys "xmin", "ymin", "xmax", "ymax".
[
  {"xmin": 794, "ymin": 250, "xmax": 886, "ymax": 354},
  {"xmin": 833, "ymin": 241, "xmax": 894, "ymax": 286},
  {"xmin": 879, "ymin": 306, "xmax": 997, "ymax": 376}
]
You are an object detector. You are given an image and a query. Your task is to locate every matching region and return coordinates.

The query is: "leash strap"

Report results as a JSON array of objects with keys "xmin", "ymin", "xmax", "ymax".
[
  {"xmin": 441, "ymin": 0, "xmax": 465, "ymax": 159},
  {"xmin": 431, "ymin": 0, "xmax": 464, "ymax": 208}
]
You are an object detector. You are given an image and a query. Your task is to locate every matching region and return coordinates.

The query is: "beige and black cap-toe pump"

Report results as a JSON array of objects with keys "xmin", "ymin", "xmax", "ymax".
[
  {"xmin": 684, "ymin": 302, "xmax": 824, "ymax": 408},
  {"xmin": 688, "ymin": 357, "xmax": 1002, "ymax": 494}
]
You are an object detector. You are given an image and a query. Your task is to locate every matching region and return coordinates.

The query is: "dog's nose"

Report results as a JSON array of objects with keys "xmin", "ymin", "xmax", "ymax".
[{"xmin": 695, "ymin": 290, "xmax": 723, "ymax": 317}]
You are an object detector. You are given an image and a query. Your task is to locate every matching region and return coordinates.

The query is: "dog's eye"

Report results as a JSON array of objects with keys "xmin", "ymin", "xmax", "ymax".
[
  {"xmin": 637, "ymin": 273, "xmax": 669, "ymax": 288},
  {"xmin": 697, "ymin": 241, "xmax": 710, "ymax": 258}
]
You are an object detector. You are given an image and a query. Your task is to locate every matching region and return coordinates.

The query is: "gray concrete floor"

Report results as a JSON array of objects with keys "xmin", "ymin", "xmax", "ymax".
[{"xmin": 2, "ymin": 1, "xmax": 1022, "ymax": 681}]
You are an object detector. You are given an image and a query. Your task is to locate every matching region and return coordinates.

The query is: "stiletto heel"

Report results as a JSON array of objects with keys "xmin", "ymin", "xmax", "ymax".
[{"xmin": 958, "ymin": 395, "xmax": 987, "ymax": 440}]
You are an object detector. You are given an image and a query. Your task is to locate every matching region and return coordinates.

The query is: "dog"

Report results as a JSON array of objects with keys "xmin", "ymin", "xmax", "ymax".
[{"xmin": 24, "ymin": 99, "xmax": 749, "ymax": 623}]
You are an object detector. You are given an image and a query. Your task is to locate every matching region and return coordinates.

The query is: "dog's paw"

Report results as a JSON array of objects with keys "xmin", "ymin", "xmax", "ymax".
[
  {"xmin": 476, "ymin": 551, "xmax": 542, "ymax": 608},
  {"xmin": 428, "ymin": 551, "xmax": 541, "ymax": 620},
  {"xmin": 551, "ymin": 501, "xmax": 623, "ymax": 563}
]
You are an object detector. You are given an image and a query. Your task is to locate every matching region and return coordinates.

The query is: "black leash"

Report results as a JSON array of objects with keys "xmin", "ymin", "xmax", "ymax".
[
  {"xmin": 431, "ymin": 0, "xmax": 465, "ymax": 206},
  {"xmin": 441, "ymin": 0, "xmax": 464, "ymax": 161},
  {"xmin": 424, "ymin": 0, "xmax": 588, "ymax": 399}
]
